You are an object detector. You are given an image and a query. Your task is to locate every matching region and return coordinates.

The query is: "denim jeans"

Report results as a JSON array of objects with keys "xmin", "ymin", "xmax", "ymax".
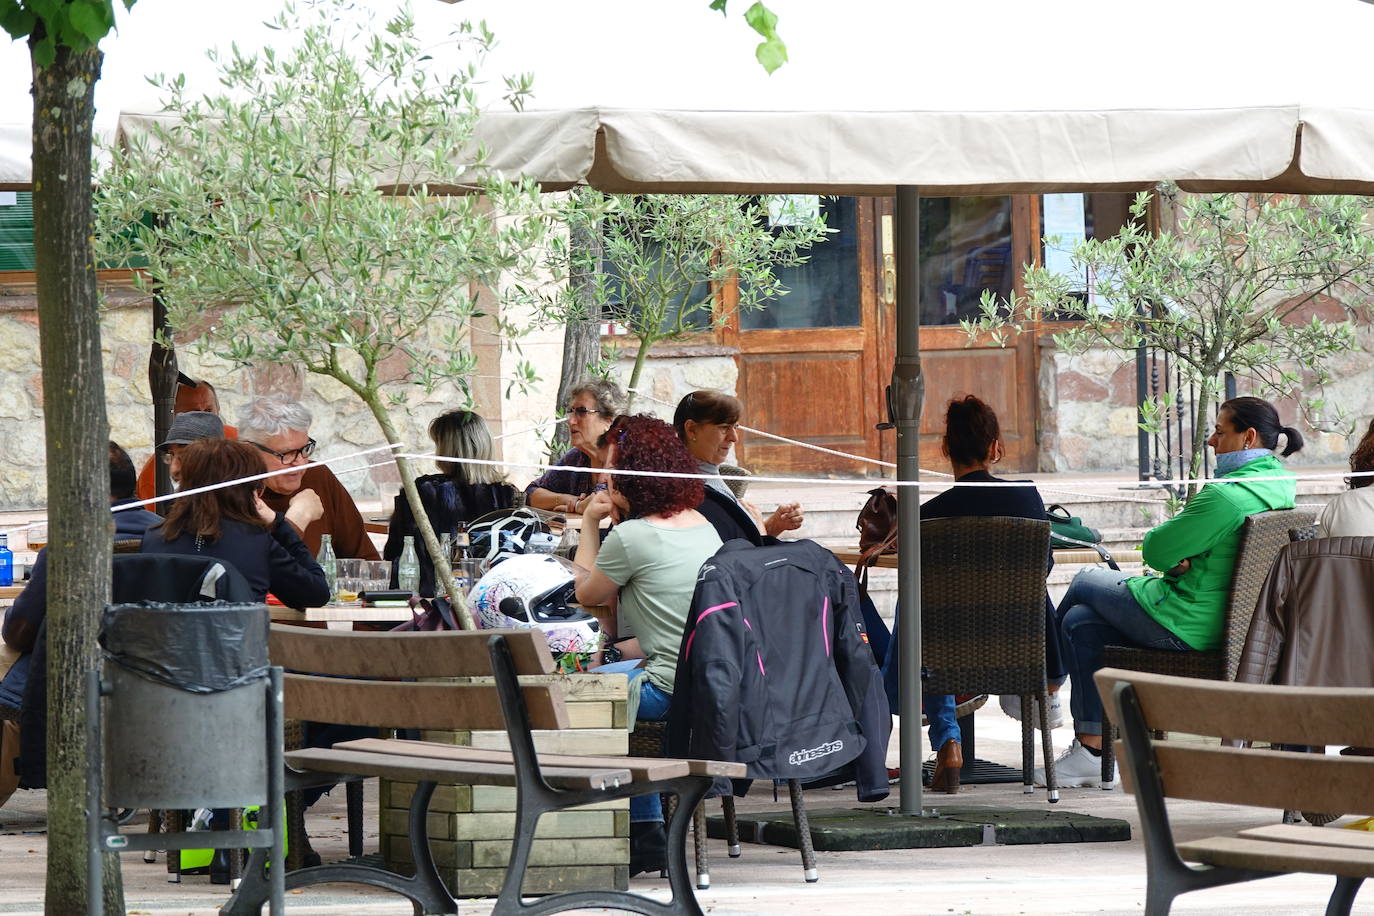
[
  {"xmin": 1057, "ymin": 567, "xmax": 1191, "ymax": 735},
  {"xmin": 880, "ymin": 610, "xmax": 962, "ymax": 751},
  {"xmin": 600, "ymin": 664, "xmax": 672, "ymax": 823}
]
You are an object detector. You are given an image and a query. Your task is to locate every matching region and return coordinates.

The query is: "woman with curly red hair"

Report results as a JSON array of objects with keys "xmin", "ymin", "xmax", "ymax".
[{"xmin": 573, "ymin": 413, "xmax": 722, "ymax": 876}]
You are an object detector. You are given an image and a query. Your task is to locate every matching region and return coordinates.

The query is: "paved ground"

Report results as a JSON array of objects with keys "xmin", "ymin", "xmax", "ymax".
[{"xmin": 2, "ymin": 699, "xmax": 1368, "ymax": 915}]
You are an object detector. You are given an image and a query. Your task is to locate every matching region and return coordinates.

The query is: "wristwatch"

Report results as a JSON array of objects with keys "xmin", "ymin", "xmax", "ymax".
[{"xmin": 601, "ymin": 643, "xmax": 623, "ymax": 664}]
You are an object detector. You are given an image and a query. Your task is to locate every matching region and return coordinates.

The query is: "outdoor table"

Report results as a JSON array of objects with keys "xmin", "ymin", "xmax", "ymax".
[
  {"xmin": 831, "ymin": 546, "xmax": 1141, "ymax": 569},
  {"xmin": 0, "ymin": 585, "xmax": 22, "ymax": 606},
  {"xmin": 270, "ymin": 603, "xmax": 413, "ymax": 631}
]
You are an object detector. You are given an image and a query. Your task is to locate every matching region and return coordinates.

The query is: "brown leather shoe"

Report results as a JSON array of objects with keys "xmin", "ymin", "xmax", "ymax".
[{"xmin": 930, "ymin": 739, "xmax": 963, "ymax": 794}]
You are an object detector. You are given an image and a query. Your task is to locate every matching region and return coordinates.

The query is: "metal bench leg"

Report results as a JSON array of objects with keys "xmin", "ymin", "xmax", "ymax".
[
  {"xmin": 786, "ymin": 779, "xmax": 817, "ymax": 883},
  {"xmin": 721, "ymin": 795, "xmax": 741, "ymax": 857},
  {"xmin": 1327, "ymin": 876, "xmax": 1364, "ymax": 916},
  {"xmin": 346, "ymin": 780, "xmax": 364, "ymax": 857},
  {"xmin": 692, "ymin": 802, "xmax": 710, "ymax": 890}
]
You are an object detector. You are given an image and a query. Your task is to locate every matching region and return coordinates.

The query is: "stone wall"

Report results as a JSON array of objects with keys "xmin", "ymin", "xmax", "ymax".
[
  {"xmin": 0, "ymin": 290, "xmax": 566, "ymax": 511},
  {"xmin": 1039, "ymin": 316, "xmax": 1374, "ymax": 474}
]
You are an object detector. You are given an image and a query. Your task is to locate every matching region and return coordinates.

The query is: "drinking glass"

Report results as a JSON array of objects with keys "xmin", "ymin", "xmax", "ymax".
[{"xmin": 334, "ymin": 558, "xmax": 364, "ymax": 605}]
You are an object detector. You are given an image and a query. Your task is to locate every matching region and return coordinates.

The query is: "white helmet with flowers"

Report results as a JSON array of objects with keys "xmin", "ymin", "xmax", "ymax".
[{"xmin": 465, "ymin": 554, "xmax": 600, "ymax": 654}]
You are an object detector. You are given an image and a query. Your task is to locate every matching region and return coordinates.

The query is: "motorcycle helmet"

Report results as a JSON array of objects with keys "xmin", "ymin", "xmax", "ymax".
[
  {"xmin": 467, "ymin": 508, "xmax": 559, "ymax": 568},
  {"xmin": 466, "ymin": 553, "xmax": 600, "ymax": 654}
]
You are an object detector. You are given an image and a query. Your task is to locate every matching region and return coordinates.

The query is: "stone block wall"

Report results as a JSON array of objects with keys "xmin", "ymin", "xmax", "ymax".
[
  {"xmin": 1039, "ymin": 318, "xmax": 1374, "ymax": 474},
  {"xmin": 378, "ymin": 672, "xmax": 630, "ymax": 896}
]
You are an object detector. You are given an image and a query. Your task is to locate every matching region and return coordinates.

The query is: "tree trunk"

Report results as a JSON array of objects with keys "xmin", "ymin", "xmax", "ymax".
[
  {"xmin": 150, "ymin": 278, "xmax": 178, "ymax": 497},
  {"xmin": 1187, "ymin": 376, "xmax": 1216, "ymax": 502},
  {"xmin": 30, "ymin": 36, "xmax": 123, "ymax": 915},
  {"xmin": 552, "ymin": 191, "xmax": 603, "ymax": 457},
  {"xmin": 360, "ymin": 390, "xmax": 476, "ymax": 630}
]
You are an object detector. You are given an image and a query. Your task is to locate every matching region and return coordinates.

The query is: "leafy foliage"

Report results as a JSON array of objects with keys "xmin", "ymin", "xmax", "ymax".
[
  {"xmin": 966, "ymin": 186, "xmax": 1374, "ymax": 483},
  {"xmin": 95, "ymin": 0, "xmax": 554, "ymax": 622},
  {"xmin": 0, "ymin": 0, "xmax": 132, "ymax": 66},
  {"xmin": 708, "ymin": 0, "xmax": 787, "ymax": 73},
  {"xmin": 550, "ymin": 192, "xmax": 830, "ymax": 401}
]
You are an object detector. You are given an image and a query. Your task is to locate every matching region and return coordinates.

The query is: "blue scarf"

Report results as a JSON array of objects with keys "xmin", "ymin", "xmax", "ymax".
[{"xmin": 1215, "ymin": 447, "xmax": 1272, "ymax": 476}]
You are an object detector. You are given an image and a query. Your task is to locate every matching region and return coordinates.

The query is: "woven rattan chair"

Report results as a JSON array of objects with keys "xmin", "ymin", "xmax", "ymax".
[
  {"xmin": 1099, "ymin": 508, "xmax": 1312, "ymax": 787},
  {"xmin": 920, "ymin": 516, "xmax": 1059, "ymax": 800}
]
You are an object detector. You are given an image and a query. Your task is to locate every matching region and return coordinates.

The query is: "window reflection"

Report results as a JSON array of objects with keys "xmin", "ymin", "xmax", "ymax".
[
  {"xmin": 1040, "ymin": 192, "xmax": 1137, "ymax": 316},
  {"xmin": 742, "ymin": 196, "xmax": 860, "ymax": 330},
  {"xmin": 918, "ymin": 196, "xmax": 1013, "ymax": 326}
]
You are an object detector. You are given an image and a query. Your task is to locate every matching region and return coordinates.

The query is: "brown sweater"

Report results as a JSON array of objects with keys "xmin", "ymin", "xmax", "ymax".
[{"xmin": 261, "ymin": 463, "xmax": 379, "ymax": 560}]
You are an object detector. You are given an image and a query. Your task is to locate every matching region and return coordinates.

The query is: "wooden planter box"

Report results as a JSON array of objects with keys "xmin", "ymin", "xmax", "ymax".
[{"xmin": 379, "ymin": 671, "xmax": 630, "ymax": 896}]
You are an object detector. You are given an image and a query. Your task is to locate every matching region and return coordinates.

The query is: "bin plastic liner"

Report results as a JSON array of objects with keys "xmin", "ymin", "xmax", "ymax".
[{"xmin": 99, "ymin": 602, "xmax": 269, "ymax": 693}]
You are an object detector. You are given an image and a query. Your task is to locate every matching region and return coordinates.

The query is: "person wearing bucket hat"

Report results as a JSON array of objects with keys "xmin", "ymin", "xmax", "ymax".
[{"xmin": 156, "ymin": 410, "xmax": 225, "ymax": 488}]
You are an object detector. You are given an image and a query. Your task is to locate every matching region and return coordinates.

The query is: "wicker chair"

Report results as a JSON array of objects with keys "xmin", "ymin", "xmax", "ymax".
[
  {"xmin": 920, "ymin": 516, "xmax": 1059, "ymax": 800},
  {"xmin": 1099, "ymin": 508, "xmax": 1312, "ymax": 786}
]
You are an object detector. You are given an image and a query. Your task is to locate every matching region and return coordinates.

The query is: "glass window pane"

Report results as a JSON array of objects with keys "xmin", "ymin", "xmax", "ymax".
[
  {"xmin": 1040, "ymin": 192, "xmax": 1137, "ymax": 317},
  {"xmin": 918, "ymin": 196, "xmax": 1013, "ymax": 326},
  {"xmin": 741, "ymin": 196, "xmax": 860, "ymax": 330},
  {"xmin": 601, "ymin": 239, "xmax": 713, "ymax": 335}
]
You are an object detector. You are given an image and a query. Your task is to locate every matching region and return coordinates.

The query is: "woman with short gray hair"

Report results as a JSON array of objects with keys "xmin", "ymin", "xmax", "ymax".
[{"xmin": 526, "ymin": 378, "xmax": 626, "ymax": 513}]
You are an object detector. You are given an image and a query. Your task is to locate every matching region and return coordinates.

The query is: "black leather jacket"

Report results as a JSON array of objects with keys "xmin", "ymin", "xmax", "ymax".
[{"xmin": 666, "ymin": 538, "xmax": 891, "ymax": 802}]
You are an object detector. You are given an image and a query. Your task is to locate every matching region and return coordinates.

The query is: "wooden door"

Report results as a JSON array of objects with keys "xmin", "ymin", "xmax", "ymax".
[
  {"xmin": 874, "ymin": 195, "xmax": 1042, "ymax": 473},
  {"xmin": 731, "ymin": 197, "xmax": 889, "ymax": 476}
]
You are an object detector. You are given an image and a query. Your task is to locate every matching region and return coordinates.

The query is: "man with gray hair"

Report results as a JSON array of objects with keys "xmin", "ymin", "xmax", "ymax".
[{"xmin": 238, "ymin": 395, "xmax": 379, "ymax": 560}]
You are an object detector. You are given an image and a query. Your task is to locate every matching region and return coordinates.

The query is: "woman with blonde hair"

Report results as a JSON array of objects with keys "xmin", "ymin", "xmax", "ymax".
[{"xmin": 385, "ymin": 409, "xmax": 516, "ymax": 596}]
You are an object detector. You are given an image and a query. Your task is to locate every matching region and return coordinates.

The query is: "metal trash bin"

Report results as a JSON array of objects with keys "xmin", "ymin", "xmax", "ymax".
[
  {"xmin": 88, "ymin": 601, "xmax": 283, "ymax": 914},
  {"xmin": 99, "ymin": 602, "xmax": 271, "ymax": 808}
]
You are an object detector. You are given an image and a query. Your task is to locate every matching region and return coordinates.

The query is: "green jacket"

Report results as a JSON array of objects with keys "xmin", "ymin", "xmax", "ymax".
[{"xmin": 1126, "ymin": 455, "xmax": 1296, "ymax": 650}]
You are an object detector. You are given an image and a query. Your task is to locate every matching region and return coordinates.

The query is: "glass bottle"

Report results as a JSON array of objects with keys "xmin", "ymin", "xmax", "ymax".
[
  {"xmin": 0, "ymin": 533, "xmax": 12, "ymax": 587},
  {"xmin": 316, "ymin": 533, "xmax": 337, "ymax": 598},
  {"xmin": 397, "ymin": 535, "xmax": 421, "ymax": 594}
]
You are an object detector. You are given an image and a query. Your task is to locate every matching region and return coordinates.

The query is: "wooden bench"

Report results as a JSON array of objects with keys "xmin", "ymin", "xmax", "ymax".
[
  {"xmin": 223, "ymin": 625, "xmax": 745, "ymax": 916},
  {"xmin": 1095, "ymin": 667, "xmax": 1374, "ymax": 915}
]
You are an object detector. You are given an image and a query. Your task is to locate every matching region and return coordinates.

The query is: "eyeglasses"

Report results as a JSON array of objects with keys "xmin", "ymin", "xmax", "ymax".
[
  {"xmin": 158, "ymin": 450, "xmax": 177, "ymax": 465},
  {"xmin": 248, "ymin": 437, "xmax": 317, "ymax": 464},
  {"xmin": 566, "ymin": 407, "xmax": 603, "ymax": 418}
]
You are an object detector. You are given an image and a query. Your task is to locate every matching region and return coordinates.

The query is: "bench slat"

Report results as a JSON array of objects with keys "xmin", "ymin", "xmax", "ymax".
[
  {"xmin": 284, "ymin": 676, "xmax": 568, "ymax": 731},
  {"xmin": 285, "ymin": 748, "xmax": 629, "ymax": 792},
  {"xmin": 1096, "ymin": 668, "xmax": 1374, "ymax": 748},
  {"xmin": 1152, "ymin": 744, "xmax": 1374, "ymax": 815},
  {"xmin": 336, "ymin": 737, "xmax": 747, "ymax": 781},
  {"xmin": 1239, "ymin": 824, "xmax": 1374, "ymax": 851},
  {"xmin": 270, "ymin": 625, "xmax": 556, "ymax": 678},
  {"xmin": 1176, "ymin": 835, "xmax": 1374, "ymax": 879}
]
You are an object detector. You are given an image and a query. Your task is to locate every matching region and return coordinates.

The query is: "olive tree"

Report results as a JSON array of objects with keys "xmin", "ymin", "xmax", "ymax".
[
  {"xmin": 555, "ymin": 192, "xmax": 830, "ymax": 407},
  {"xmin": 96, "ymin": 1, "xmax": 552, "ymax": 627},
  {"xmin": 967, "ymin": 186, "xmax": 1374, "ymax": 486}
]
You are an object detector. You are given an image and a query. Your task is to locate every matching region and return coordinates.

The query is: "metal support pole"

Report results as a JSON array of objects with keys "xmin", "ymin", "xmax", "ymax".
[{"xmin": 894, "ymin": 186, "xmax": 925, "ymax": 816}]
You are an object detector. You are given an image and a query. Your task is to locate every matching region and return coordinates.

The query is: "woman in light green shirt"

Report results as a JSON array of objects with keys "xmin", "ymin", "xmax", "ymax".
[{"xmin": 574, "ymin": 414, "xmax": 722, "ymax": 877}]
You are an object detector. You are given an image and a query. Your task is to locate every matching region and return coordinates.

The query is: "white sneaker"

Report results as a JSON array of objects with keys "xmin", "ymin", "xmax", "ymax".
[
  {"xmin": 1034, "ymin": 738, "xmax": 1110, "ymax": 788},
  {"xmin": 999, "ymin": 692, "xmax": 1064, "ymax": 730}
]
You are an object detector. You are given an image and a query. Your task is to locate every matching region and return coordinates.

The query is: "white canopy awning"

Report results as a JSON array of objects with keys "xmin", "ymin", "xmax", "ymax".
[{"xmin": 6, "ymin": 0, "xmax": 1374, "ymax": 194}]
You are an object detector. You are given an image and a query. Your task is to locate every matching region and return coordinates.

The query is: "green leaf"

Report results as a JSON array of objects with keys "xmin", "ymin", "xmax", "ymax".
[
  {"xmin": 744, "ymin": 1, "xmax": 787, "ymax": 73},
  {"xmin": 66, "ymin": 0, "xmax": 114, "ymax": 44},
  {"xmin": 708, "ymin": 0, "xmax": 727, "ymax": 11},
  {"xmin": 0, "ymin": 2, "xmax": 37, "ymax": 40}
]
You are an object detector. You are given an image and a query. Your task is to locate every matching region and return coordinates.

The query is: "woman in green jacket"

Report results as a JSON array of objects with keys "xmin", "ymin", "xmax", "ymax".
[{"xmin": 1041, "ymin": 396, "xmax": 1302, "ymax": 787}]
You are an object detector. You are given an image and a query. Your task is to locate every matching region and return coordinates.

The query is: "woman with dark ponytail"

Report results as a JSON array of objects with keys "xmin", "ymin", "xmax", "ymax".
[{"xmin": 1045, "ymin": 395, "xmax": 1301, "ymax": 788}]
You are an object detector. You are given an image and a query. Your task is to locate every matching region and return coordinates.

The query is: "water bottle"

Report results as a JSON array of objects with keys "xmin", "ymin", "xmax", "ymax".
[
  {"xmin": 315, "ymin": 533, "xmax": 336, "ymax": 598},
  {"xmin": 0, "ymin": 534, "xmax": 12, "ymax": 588},
  {"xmin": 397, "ymin": 535, "xmax": 420, "ymax": 594}
]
